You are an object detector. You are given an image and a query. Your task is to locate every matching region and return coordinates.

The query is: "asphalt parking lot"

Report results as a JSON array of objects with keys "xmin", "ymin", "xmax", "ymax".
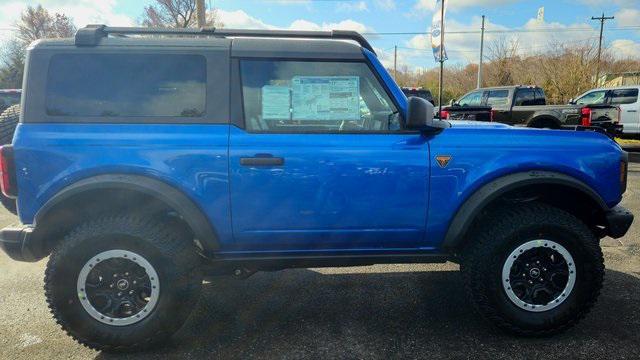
[{"xmin": 0, "ymin": 164, "xmax": 638, "ymax": 359}]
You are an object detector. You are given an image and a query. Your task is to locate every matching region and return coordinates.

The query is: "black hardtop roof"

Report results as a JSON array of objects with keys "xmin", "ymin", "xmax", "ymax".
[{"xmin": 72, "ymin": 24, "xmax": 376, "ymax": 55}]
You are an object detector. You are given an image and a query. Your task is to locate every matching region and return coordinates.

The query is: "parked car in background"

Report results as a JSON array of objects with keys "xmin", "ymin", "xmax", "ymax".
[
  {"xmin": 450, "ymin": 85, "xmax": 621, "ymax": 135},
  {"xmin": 571, "ymin": 86, "xmax": 639, "ymax": 137},
  {"xmin": 0, "ymin": 89, "xmax": 21, "ymax": 113},
  {"xmin": 401, "ymin": 87, "xmax": 434, "ymax": 104}
]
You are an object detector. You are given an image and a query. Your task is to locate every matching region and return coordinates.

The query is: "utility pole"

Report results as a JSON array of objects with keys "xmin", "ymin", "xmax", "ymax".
[
  {"xmin": 437, "ymin": 0, "xmax": 445, "ymax": 115},
  {"xmin": 477, "ymin": 15, "xmax": 485, "ymax": 89},
  {"xmin": 196, "ymin": 0, "xmax": 206, "ymax": 27},
  {"xmin": 591, "ymin": 13, "xmax": 614, "ymax": 87},
  {"xmin": 393, "ymin": 45, "xmax": 397, "ymax": 80}
]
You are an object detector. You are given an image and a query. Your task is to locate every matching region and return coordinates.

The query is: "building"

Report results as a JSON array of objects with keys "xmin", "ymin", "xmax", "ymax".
[{"xmin": 599, "ymin": 71, "xmax": 640, "ymax": 87}]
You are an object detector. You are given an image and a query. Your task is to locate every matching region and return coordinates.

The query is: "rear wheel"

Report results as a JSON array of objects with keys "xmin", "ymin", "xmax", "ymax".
[
  {"xmin": 461, "ymin": 202, "xmax": 604, "ymax": 336},
  {"xmin": 45, "ymin": 215, "xmax": 202, "ymax": 352},
  {"xmin": 528, "ymin": 117, "xmax": 560, "ymax": 129},
  {"xmin": 0, "ymin": 104, "xmax": 18, "ymax": 214}
]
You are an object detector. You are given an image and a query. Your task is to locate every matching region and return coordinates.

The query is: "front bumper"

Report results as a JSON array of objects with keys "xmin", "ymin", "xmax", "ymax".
[
  {"xmin": 605, "ymin": 205, "xmax": 634, "ymax": 239},
  {"xmin": 0, "ymin": 225, "xmax": 38, "ymax": 262}
]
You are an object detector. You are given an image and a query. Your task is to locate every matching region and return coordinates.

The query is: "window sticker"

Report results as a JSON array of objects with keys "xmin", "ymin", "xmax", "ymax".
[
  {"xmin": 261, "ymin": 85, "xmax": 291, "ymax": 120},
  {"xmin": 291, "ymin": 76, "xmax": 360, "ymax": 121}
]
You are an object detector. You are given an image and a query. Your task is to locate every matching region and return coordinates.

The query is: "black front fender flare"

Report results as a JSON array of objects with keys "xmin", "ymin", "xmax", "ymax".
[{"xmin": 441, "ymin": 171, "xmax": 608, "ymax": 251}]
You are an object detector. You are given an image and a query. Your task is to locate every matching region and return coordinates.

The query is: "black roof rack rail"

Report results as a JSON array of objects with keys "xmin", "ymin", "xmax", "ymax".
[{"xmin": 75, "ymin": 25, "xmax": 376, "ymax": 55}]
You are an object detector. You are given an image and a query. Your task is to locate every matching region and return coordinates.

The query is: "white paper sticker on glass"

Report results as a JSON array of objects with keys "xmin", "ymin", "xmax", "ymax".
[
  {"xmin": 262, "ymin": 85, "xmax": 291, "ymax": 120},
  {"xmin": 291, "ymin": 76, "xmax": 360, "ymax": 121}
]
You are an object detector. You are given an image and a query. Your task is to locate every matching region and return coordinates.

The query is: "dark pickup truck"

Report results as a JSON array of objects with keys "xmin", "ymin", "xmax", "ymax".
[
  {"xmin": 446, "ymin": 85, "xmax": 621, "ymax": 134},
  {"xmin": 401, "ymin": 87, "xmax": 434, "ymax": 104}
]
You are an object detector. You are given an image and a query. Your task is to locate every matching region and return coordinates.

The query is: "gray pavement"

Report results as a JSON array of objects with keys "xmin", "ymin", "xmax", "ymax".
[{"xmin": 1, "ymin": 164, "xmax": 638, "ymax": 359}]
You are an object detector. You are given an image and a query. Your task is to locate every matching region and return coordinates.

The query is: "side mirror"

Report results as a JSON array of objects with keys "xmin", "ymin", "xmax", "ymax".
[
  {"xmin": 448, "ymin": 99, "xmax": 456, "ymax": 106},
  {"xmin": 405, "ymin": 96, "xmax": 449, "ymax": 131},
  {"xmin": 568, "ymin": 98, "xmax": 575, "ymax": 104}
]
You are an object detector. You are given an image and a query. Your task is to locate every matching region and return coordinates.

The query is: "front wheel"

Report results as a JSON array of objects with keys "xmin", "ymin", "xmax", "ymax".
[
  {"xmin": 45, "ymin": 215, "xmax": 202, "ymax": 352},
  {"xmin": 461, "ymin": 203, "xmax": 604, "ymax": 336}
]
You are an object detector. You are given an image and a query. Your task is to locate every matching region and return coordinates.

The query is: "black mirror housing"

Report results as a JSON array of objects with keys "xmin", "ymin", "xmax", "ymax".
[{"xmin": 405, "ymin": 96, "xmax": 449, "ymax": 132}]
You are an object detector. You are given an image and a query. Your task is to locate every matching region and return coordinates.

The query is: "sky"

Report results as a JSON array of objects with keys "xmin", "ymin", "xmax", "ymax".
[{"xmin": 0, "ymin": 0, "xmax": 639, "ymax": 70}]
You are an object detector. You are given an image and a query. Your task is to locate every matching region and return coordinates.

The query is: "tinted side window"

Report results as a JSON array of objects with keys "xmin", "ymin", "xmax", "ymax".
[
  {"xmin": 240, "ymin": 60, "xmax": 400, "ymax": 132},
  {"xmin": 534, "ymin": 88, "xmax": 546, "ymax": 105},
  {"xmin": 486, "ymin": 90, "xmax": 509, "ymax": 106},
  {"xmin": 609, "ymin": 89, "xmax": 639, "ymax": 105},
  {"xmin": 46, "ymin": 54, "xmax": 206, "ymax": 117},
  {"xmin": 514, "ymin": 88, "xmax": 536, "ymax": 106},
  {"xmin": 458, "ymin": 91, "xmax": 482, "ymax": 106}
]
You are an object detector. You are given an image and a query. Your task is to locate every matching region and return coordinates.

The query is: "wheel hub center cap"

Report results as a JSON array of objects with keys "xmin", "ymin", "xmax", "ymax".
[
  {"xmin": 529, "ymin": 268, "xmax": 541, "ymax": 278},
  {"xmin": 116, "ymin": 279, "xmax": 129, "ymax": 291}
]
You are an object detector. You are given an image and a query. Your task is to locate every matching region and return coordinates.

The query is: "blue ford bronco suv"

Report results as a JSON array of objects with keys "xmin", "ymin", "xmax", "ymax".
[{"xmin": 0, "ymin": 25, "xmax": 634, "ymax": 352}]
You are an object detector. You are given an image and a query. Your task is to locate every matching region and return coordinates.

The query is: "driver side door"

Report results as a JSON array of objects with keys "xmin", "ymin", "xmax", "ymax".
[{"xmin": 228, "ymin": 59, "xmax": 430, "ymax": 253}]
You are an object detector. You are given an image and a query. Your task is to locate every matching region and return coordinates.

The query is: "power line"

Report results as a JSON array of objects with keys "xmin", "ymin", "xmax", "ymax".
[{"xmin": 364, "ymin": 26, "xmax": 640, "ymax": 36}]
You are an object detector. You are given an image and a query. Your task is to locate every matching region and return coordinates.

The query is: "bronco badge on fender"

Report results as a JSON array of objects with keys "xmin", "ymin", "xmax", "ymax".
[{"xmin": 436, "ymin": 155, "xmax": 452, "ymax": 168}]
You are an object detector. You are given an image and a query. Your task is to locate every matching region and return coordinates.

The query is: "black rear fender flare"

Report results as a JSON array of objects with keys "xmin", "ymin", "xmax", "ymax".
[{"xmin": 34, "ymin": 174, "xmax": 219, "ymax": 252}]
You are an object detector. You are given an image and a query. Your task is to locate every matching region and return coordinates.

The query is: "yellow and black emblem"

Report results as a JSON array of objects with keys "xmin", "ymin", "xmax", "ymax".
[{"xmin": 435, "ymin": 155, "xmax": 452, "ymax": 168}]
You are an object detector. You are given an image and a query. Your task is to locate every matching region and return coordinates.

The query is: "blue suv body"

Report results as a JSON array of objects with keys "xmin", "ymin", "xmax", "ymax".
[{"xmin": 0, "ymin": 26, "xmax": 633, "ymax": 351}]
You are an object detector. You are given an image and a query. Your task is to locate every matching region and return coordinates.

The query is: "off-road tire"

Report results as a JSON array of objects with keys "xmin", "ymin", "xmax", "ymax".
[
  {"xmin": 0, "ymin": 104, "xmax": 19, "ymax": 144},
  {"xmin": 44, "ymin": 215, "xmax": 202, "ymax": 352},
  {"xmin": 460, "ymin": 202, "xmax": 604, "ymax": 336},
  {"xmin": 0, "ymin": 104, "xmax": 19, "ymax": 214}
]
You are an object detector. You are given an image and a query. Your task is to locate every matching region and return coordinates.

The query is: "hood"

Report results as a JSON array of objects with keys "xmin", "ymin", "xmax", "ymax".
[{"xmin": 448, "ymin": 120, "xmax": 512, "ymax": 129}]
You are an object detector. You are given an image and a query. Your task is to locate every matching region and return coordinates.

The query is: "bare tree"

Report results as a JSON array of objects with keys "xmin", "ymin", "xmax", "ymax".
[
  {"xmin": 0, "ymin": 40, "xmax": 25, "ymax": 88},
  {"xmin": 536, "ymin": 41, "xmax": 598, "ymax": 103},
  {"xmin": 485, "ymin": 36, "xmax": 520, "ymax": 86},
  {"xmin": 141, "ymin": 0, "xmax": 223, "ymax": 28},
  {"xmin": 390, "ymin": 39, "xmax": 640, "ymax": 106},
  {"xmin": 0, "ymin": 5, "xmax": 75, "ymax": 88},
  {"xmin": 15, "ymin": 5, "xmax": 75, "ymax": 46}
]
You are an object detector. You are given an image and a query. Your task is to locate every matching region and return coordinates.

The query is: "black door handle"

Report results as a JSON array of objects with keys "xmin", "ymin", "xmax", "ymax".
[{"xmin": 240, "ymin": 155, "xmax": 284, "ymax": 166}]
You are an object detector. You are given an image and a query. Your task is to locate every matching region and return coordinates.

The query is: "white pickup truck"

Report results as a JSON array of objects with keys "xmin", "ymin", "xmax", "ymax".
[{"xmin": 571, "ymin": 86, "xmax": 639, "ymax": 136}]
